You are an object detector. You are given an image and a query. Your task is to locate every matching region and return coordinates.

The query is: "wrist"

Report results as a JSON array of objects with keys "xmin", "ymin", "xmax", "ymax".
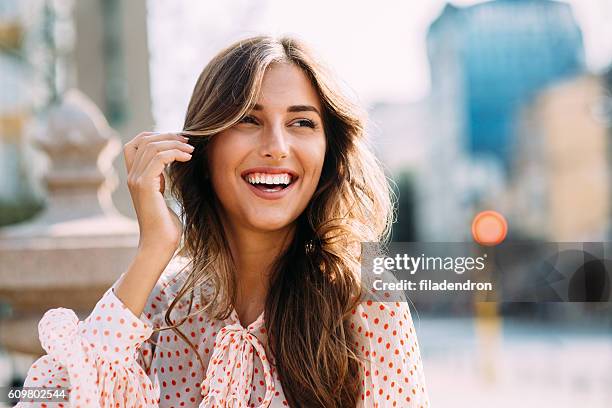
[{"xmin": 137, "ymin": 241, "xmax": 178, "ymax": 258}]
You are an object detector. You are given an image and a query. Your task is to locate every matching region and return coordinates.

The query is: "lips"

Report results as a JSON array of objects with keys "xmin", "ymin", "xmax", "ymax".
[{"xmin": 240, "ymin": 167, "xmax": 300, "ymax": 200}]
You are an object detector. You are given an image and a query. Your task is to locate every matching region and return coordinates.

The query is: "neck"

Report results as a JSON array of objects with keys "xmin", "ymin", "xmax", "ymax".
[{"xmin": 220, "ymin": 214, "xmax": 296, "ymax": 323}]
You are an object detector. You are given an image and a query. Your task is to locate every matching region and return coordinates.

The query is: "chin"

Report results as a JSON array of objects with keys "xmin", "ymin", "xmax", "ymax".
[{"xmin": 246, "ymin": 214, "xmax": 295, "ymax": 232}]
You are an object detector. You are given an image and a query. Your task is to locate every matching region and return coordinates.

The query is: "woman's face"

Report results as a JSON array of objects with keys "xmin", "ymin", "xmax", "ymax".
[{"xmin": 207, "ymin": 62, "xmax": 327, "ymax": 233}]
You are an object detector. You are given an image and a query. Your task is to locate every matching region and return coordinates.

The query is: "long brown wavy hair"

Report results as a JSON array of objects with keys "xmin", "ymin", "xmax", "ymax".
[{"xmin": 152, "ymin": 34, "xmax": 395, "ymax": 407}]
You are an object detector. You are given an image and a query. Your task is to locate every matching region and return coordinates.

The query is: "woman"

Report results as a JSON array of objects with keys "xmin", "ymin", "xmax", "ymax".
[{"xmin": 17, "ymin": 35, "xmax": 430, "ymax": 407}]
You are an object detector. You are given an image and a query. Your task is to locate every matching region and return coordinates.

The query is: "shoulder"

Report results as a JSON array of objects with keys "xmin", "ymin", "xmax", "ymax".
[
  {"xmin": 350, "ymin": 292, "xmax": 416, "ymax": 343},
  {"xmin": 348, "ymin": 280, "xmax": 420, "ymax": 358},
  {"xmin": 352, "ymin": 268, "xmax": 415, "ymax": 330}
]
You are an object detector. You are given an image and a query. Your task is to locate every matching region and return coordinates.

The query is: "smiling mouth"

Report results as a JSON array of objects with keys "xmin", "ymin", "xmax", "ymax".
[{"xmin": 242, "ymin": 172, "xmax": 297, "ymax": 193}]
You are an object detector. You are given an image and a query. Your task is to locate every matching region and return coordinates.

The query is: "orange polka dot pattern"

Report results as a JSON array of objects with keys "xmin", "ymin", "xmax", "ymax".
[{"xmin": 15, "ymin": 256, "xmax": 430, "ymax": 407}]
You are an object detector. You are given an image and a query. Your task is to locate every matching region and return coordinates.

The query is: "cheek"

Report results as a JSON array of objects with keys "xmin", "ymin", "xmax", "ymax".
[
  {"xmin": 207, "ymin": 133, "xmax": 246, "ymax": 199},
  {"xmin": 306, "ymin": 135, "xmax": 327, "ymax": 178},
  {"xmin": 207, "ymin": 132, "xmax": 245, "ymax": 178},
  {"xmin": 293, "ymin": 135, "xmax": 326, "ymax": 202}
]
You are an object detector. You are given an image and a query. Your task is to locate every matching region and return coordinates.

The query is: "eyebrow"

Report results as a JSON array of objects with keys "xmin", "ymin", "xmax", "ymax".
[{"xmin": 250, "ymin": 103, "xmax": 321, "ymax": 117}]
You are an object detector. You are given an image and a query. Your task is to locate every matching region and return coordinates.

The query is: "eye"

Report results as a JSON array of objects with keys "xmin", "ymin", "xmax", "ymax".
[
  {"xmin": 239, "ymin": 115, "xmax": 258, "ymax": 125},
  {"xmin": 291, "ymin": 119, "xmax": 316, "ymax": 129}
]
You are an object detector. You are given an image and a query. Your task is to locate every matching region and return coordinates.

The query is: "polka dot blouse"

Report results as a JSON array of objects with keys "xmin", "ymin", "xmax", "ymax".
[{"xmin": 16, "ymin": 256, "xmax": 430, "ymax": 407}]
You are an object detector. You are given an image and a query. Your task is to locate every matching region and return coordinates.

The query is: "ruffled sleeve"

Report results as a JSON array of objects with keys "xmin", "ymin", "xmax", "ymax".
[
  {"xmin": 15, "ymin": 282, "xmax": 161, "ymax": 407},
  {"xmin": 350, "ymin": 291, "xmax": 431, "ymax": 407},
  {"xmin": 14, "ymin": 255, "xmax": 192, "ymax": 407}
]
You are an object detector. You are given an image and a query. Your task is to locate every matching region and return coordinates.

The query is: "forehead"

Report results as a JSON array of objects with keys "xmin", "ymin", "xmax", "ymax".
[{"xmin": 256, "ymin": 63, "xmax": 322, "ymax": 111}]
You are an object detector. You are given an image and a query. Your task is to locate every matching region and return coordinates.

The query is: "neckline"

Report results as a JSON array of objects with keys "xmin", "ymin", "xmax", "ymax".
[
  {"xmin": 229, "ymin": 307, "xmax": 265, "ymax": 331},
  {"xmin": 196, "ymin": 279, "xmax": 266, "ymax": 331}
]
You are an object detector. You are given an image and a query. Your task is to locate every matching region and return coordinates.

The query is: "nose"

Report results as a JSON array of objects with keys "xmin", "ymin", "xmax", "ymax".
[{"xmin": 259, "ymin": 122, "xmax": 289, "ymax": 160}]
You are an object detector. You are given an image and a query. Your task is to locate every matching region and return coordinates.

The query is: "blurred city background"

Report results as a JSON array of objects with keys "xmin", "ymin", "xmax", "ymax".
[{"xmin": 0, "ymin": 0, "xmax": 611, "ymax": 407}]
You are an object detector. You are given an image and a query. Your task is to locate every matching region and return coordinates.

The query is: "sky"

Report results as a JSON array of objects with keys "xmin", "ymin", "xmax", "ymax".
[{"xmin": 147, "ymin": 0, "xmax": 612, "ymax": 131}]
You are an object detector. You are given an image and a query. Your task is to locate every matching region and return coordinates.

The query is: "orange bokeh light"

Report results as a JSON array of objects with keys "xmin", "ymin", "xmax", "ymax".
[{"xmin": 471, "ymin": 210, "xmax": 508, "ymax": 246}]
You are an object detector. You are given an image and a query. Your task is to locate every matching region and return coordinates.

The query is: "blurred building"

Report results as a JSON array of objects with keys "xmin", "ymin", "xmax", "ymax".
[
  {"xmin": 507, "ymin": 74, "xmax": 610, "ymax": 241},
  {"xmin": 429, "ymin": 0, "xmax": 585, "ymax": 168},
  {"xmin": 72, "ymin": 0, "xmax": 154, "ymax": 217},
  {"xmin": 419, "ymin": 0, "xmax": 586, "ymax": 241}
]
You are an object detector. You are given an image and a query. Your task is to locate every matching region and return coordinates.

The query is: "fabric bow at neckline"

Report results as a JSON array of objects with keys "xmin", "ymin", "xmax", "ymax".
[{"xmin": 199, "ymin": 313, "xmax": 274, "ymax": 408}]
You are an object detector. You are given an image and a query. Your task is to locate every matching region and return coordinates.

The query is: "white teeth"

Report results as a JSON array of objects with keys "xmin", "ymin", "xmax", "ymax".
[{"xmin": 245, "ymin": 172, "xmax": 293, "ymax": 185}]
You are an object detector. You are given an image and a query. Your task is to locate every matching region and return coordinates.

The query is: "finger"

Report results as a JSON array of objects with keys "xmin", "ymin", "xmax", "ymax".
[
  {"xmin": 140, "ymin": 149, "xmax": 193, "ymax": 190},
  {"xmin": 123, "ymin": 131, "xmax": 159, "ymax": 173},
  {"xmin": 129, "ymin": 133, "xmax": 188, "ymax": 177},
  {"xmin": 129, "ymin": 132, "xmax": 180, "ymax": 175},
  {"xmin": 131, "ymin": 139, "xmax": 195, "ymax": 181},
  {"xmin": 125, "ymin": 132, "xmax": 187, "ymax": 174}
]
